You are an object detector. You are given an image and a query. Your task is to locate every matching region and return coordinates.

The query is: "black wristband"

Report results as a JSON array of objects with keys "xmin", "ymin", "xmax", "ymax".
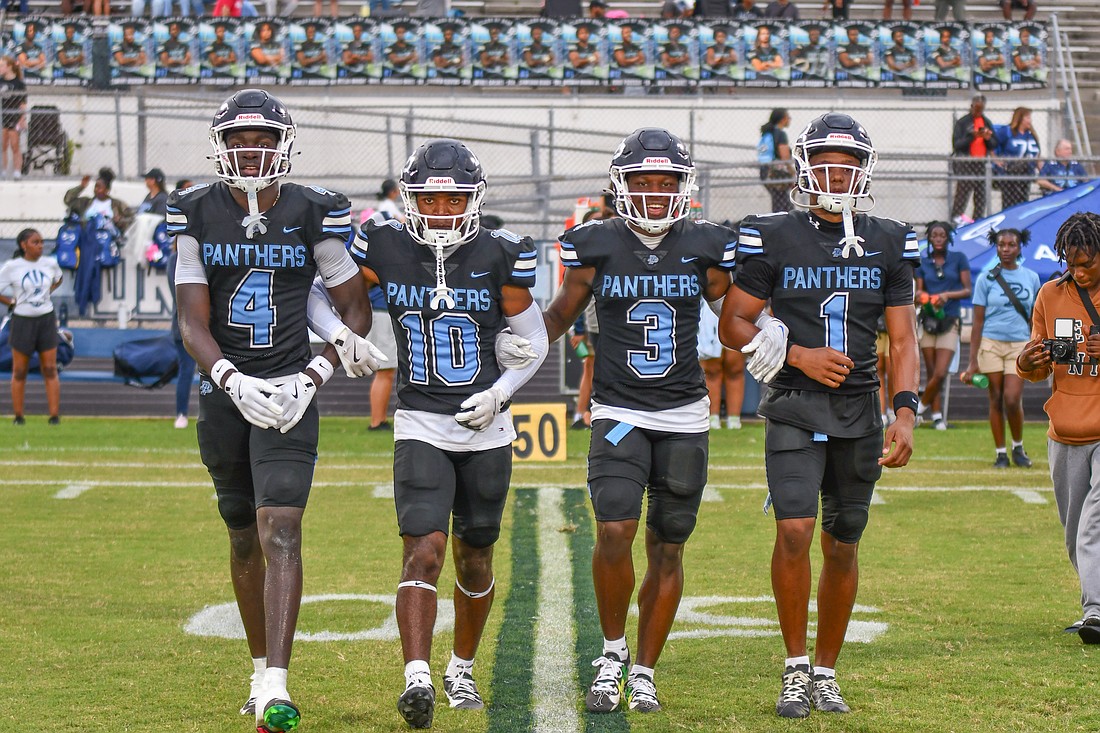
[{"xmin": 892, "ymin": 391, "xmax": 919, "ymax": 416}]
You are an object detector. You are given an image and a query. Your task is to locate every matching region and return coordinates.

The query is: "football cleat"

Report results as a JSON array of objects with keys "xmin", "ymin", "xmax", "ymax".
[
  {"xmin": 398, "ymin": 675, "xmax": 436, "ymax": 728},
  {"xmin": 443, "ymin": 671, "xmax": 484, "ymax": 710},
  {"xmin": 811, "ymin": 673, "xmax": 851, "ymax": 713},
  {"xmin": 585, "ymin": 652, "xmax": 628, "ymax": 713},
  {"xmin": 257, "ymin": 698, "xmax": 300, "ymax": 732},
  {"xmin": 626, "ymin": 673, "xmax": 662, "ymax": 712},
  {"xmin": 776, "ymin": 664, "xmax": 812, "ymax": 719},
  {"xmin": 240, "ymin": 671, "xmax": 264, "ymax": 716}
]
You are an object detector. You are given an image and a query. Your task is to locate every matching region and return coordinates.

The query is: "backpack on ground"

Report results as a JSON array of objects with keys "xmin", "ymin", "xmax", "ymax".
[{"xmin": 112, "ymin": 334, "xmax": 178, "ymax": 389}]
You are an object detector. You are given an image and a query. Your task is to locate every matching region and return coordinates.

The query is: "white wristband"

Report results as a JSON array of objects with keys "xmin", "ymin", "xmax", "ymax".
[
  {"xmin": 307, "ymin": 355, "xmax": 335, "ymax": 386},
  {"xmin": 210, "ymin": 358, "xmax": 237, "ymax": 391}
]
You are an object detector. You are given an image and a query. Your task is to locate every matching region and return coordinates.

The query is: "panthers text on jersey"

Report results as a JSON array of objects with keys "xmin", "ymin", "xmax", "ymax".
[
  {"xmin": 735, "ymin": 210, "xmax": 919, "ymax": 395},
  {"xmin": 349, "ymin": 221, "xmax": 537, "ymax": 415},
  {"xmin": 167, "ymin": 181, "xmax": 353, "ymax": 378},
  {"xmin": 559, "ymin": 217, "xmax": 736, "ymax": 411}
]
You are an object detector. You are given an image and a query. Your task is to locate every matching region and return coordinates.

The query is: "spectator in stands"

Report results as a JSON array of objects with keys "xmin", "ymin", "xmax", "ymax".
[
  {"xmin": 0, "ymin": 228, "xmax": 64, "ymax": 426},
  {"xmin": 950, "ymin": 94, "xmax": 994, "ymax": 225},
  {"xmin": 1001, "ymin": 0, "xmax": 1036, "ymax": 21},
  {"xmin": 732, "ymin": 0, "xmax": 764, "ymax": 19},
  {"xmin": 764, "ymin": 0, "xmax": 799, "ymax": 19},
  {"xmin": 0, "ymin": 55, "xmax": 26, "ymax": 182},
  {"xmin": 992, "ymin": 106, "xmax": 1040, "ymax": 210},
  {"xmin": 822, "ymin": 0, "xmax": 849, "ymax": 19},
  {"xmin": 915, "ymin": 221, "xmax": 971, "ymax": 430},
  {"xmin": 934, "ymin": 0, "xmax": 966, "ymax": 21},
  {"xmin": 414, "ymin": 0, "xmax": 449, "ymax": 17},
  {"xmin": 64, "ymin": 168, "xmax": 134, "ymax": 232},
  {"xmin": 660, "ymin": 0, "xmax": 689, "ymax": 18},
  {"xmin": 137, "ymin": 168, "xmax": 169, "ymax": 216},
  {"xmin": 589, "ymin": 0, "xmax": 608, "ymax": 18},
  {"xmin": 314, "ymin": 0, "xmax": 338, "ymax": 16},
  {"xmin": 91, "ymin": 0, "xmax": 110, "ymax": 17},
  {"xmin": 1037, "ymin": 139, "xmax": 1088, "ymax": 196},
  {"xmin": 961, "ymin": 227, "xmax": 1038, "ymax": 468},
  {"xmin": 541, "ymin": 0, "xmax": 582, "ymax": 18},
  {"xmin": 882, "ymin": 0, "xmax": 910, "ymax": 20},
  {"xmin": 1016, "ymin": 212, "xmax": 1100, "ymax": 644}
]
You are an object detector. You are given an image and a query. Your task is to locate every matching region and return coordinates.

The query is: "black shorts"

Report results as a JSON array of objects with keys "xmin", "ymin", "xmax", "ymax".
[
  {"xmin": 1, "ymin": 113, "xmax": 21, "ymax": 130},
  {"xmin": 587, "ymin": 419, "xmax": 708, "ymax": 544},
  {"xmin": 587, "ymin": 330, "xmax": 600, "ymax": 353},
  {"xmin": 9, "ymin": 312, "xmax": 59, "ymax": 355},
  {"xmin": 196, "ymin": 376, "xmax": 320, "ymax": 530},
  {"xmin": 393, "ymin": 440, "xmax": 512, "ymax": 548},
  {"xmin": 764, "ymin": 420, "xmax": 883, "ymax": 543}
]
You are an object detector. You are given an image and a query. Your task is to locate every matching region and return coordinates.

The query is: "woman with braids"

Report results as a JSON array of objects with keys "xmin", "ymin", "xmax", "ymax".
[
  {"xmin": 0, "ymin": 228, "xmax": 64, "ymax": 425},
  {"xmin": 1017, "ymin": 212, "xmax": 1100, "ymax": 644},
  {"xmin": 961, "ymin": 228, "xmax": 1040, "ymax": 467}
]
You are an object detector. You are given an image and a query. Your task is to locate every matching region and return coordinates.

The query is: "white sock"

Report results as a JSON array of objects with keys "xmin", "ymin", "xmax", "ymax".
[
  {"xmin": 996, "ymin": 447, "xmax": 1007, "ymax": 455},
  {"xmin": 405, "ymin": 659, "xmax": 431, "ymax": 686},
  {"xmin": 446, "ymin": 652, "xmax": 474, "ymax": 679},
  {"xmin": 814, "ymin": 665, "xmax": 836, "ymax": 679},
  {"xmin": 573, "ymin": 412, "xmax": 583, "ymax": 422},
  {"xmin": 916, "ymin": 401, "xmax": 928, "ymax": 416},
  {"xmin": 709, "ymin": 414, "xmax": 721, "ymax": 429},
  {"xmin": 264, "ymin": 667, "xmax": 289, "ymax": 699},
  {"xmin": 1012, "ymin": 440, "xmax": 1024, "ymax": 450},
  {"xmin": 931, "ymin": 412, "xmax": 943, "ymax": 421},
  {"xmin": 726, "ymin": 415, "xmax": 742, "ymax": 429},
  {"xmin": 785, "ymin": 655, "xmax": 810, "ymax": 669},
  {"xmin": 603, "ymin": 636, "xmax": 629, "ymax": 662},
  {"xmin": 629, "ymin": 663, "xmax": 655, "ymax": 680},
  {"xmin": 252, "ymin": 656, "xmax": 267, "ymax": 678}
]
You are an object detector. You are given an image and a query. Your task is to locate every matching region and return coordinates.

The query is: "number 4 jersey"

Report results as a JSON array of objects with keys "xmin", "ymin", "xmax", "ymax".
[
  {"xmin": 559, "ymin": 217, "xmax": 736, "ymax": 413},
  {"xmin": 169, "ymin": 181, "xmax": 359, "ymax": 378},
  {"xmin": 350, "ymin": 220, "xmax": 538, "ymax": 415}
]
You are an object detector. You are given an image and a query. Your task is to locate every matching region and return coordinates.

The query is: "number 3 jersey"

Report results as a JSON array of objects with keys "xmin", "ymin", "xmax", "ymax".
[
  {"xmin": 735, "ymin": 210, "xmax": 919, "ymax": 397},
  {"xmin": 350, "ymin": 220, "xmax": 538, "ymax": 415},
  {"xmin": 559, "ymin": 217, "xmax": 736, "ymax": 416},
  {"xmin": 169, "ymin": 181, "xmax": 358, "ymax": 378}
]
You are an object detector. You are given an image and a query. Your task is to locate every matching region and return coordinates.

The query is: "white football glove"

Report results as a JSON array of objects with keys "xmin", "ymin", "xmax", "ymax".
[
  {"xmin": 222, "ymin": 371, "xmax": 284, "ymax": 429},
  {"xmin": 455, "ymin": 385, "xmax": 509, "ymax": 431},
  {"xmin": 495, "ymin": 331, "xmax": 539, "ymax": 370},
  {"xmin": 333, "ymin": 326, "xmax": 387, "ymax": 378},
  {"xmin": 741, "ymin": 315, "xmax": 789, "ymax": 384},
  {"xmin": 271, "ymin": 356, "xmax": 334, "ymax": 434}
]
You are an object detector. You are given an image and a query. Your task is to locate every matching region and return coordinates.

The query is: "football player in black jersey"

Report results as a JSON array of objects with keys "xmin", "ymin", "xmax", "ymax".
[
  {"xmin": 170, "ymin": 89, "xmax": 371, "ymax": 733},
  {"xmin": 313, "ymin": 139, "xmax": 548, "ymax": 728},
  {"xmin": 543, "ymin": 128, "xmax": 736, "ymax": 714},
  {"xmin": 720, "ymin": 112, "xmax": 919, "ymax": 719}
]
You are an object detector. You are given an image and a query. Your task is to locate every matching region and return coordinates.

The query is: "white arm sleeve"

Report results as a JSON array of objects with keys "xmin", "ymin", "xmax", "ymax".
[
  {"xmin": 306, "ymin": 276, "xmax": 347, "ymax": 344},
  {"xmin": 314, "ymin": 237, "xmax": 361, "ymax": 288},
  {"xmin": 493, "ymin": 301, "xmax": 550, "ymax": 400},
  {"xmin": 174, "ymin": 235, "xmax": 207, "ymax": 285}
]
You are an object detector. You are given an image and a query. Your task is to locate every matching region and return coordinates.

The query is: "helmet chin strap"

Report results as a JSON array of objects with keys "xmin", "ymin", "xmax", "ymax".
[
  {"xmin": 818, "ymin": 193, "xmax": 865, "ymax": 259},
  {"xmin": 429, "ymin": 242, "xmax": 456, "ymax": 310}
]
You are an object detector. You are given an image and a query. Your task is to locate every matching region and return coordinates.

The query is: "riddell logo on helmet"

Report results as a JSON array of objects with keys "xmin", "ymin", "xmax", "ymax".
[
  {"xmin": 825, "ymin": 133, "xmax": 855, "ymax": 141},
  {"xmin": 643, "ymin": 157, "xmax": 672, "ymax": 165},
  {"xmin": 235, "ymin": 114, "xmax": 265, "ymax": 121},
  {"xmin": 426, "ymin": 177, "xmax": 456, "ymax": 185}
]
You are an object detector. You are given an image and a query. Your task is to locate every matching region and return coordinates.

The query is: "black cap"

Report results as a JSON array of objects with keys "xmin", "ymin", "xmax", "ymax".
[
  {"xmin": 590, "ymin": 0, "xmax": 608, "ymax": 7},
  {"xmin": 144, "ymin": 168, "xmax": 165, "ymax": 185},
  {"xmin": 379, "ymin": 178, "xmax": 398, "ymax": 197}
]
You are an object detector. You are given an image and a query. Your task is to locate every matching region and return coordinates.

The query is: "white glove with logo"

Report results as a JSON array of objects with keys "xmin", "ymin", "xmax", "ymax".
[
  {"xmin": 333, "ymin": 326, "xmax": 387, "ymax": 378},
  {"xmin": 741, "ymin": 315, "xmax": 789, "ymax": 384},
  {"xmin": 495, "ymin": 331, "xmax": 539, "ymax": 370},
  {"xmin": 212, "ymin": 359, "xmax": 284, "ymax": 429},
  {"xmin": 272, "ymin": 356, "xmax": 334, "ymax": 434},
  {"xmin": 455, "ymin": 385, "xmax": 509, "ymax": 431}
]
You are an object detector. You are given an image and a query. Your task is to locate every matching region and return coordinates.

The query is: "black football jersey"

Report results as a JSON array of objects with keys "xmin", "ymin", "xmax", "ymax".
[
  {"xmin": 560, "ymin": 217, "xmax": 736, "ymax": 411},
  {"xmin": 167, "ymin": 181, "xmax": 353, "ymax": 378},
  {"xmin": 735, "ymin": 210, "xmax": 918, "ymax": 396},
  {"xmin": 350, "ymin": 222, "xmax": 537, "ymax": 415}
]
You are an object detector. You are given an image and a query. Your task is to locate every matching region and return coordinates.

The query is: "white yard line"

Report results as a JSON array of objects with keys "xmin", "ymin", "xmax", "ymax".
[
  {"xmin": 53, "ymin": 484, "xmax": 93, "ymax": 499},
  {"xmin": 533, "ymin": 488, "xmax": 580, "ymax": 733},
  {"xmin": 1011, "ymin": 490, "xmax": 1049, "ymax": 504}
]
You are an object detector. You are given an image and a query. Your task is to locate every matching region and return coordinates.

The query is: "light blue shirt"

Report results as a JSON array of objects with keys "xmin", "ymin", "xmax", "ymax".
[{"xmin": 973, "ymin": 264, "xmax": 1041, "ymax": 342}]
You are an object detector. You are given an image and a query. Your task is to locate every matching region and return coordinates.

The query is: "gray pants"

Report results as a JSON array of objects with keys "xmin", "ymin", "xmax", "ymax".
[
  {"xmin": 1049, "ymin": 438, "xmax": 1100, "ymax": 619},
  {"xmin": 934, "ymin": 0, "xmax": 966, "ymax": 21}
]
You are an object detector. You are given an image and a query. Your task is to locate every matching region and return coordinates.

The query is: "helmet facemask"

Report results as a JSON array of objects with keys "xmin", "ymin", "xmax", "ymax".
[
  {"xmin": 793, "ymin": 130, "xmax": 878, "ymax": 258},
  {"xmin": 209, "ymin": 122, "xmax": 295, "ymax": 194},
  {"xmin": 610, "ymin": 162, "xmax": 697, "ymax": 235},
  {"xmin": 400, "ymin": 179, "xmax": 486, "ymax": 249}
]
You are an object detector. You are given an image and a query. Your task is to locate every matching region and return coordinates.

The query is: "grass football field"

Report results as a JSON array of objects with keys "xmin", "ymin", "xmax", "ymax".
[{"xmin": 1, "ymin": 417, "xmax": 1096, "ymax": 733}]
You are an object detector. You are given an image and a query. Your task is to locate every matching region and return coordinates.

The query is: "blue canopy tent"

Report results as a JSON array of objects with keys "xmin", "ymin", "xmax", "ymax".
[{"xmin": 951, "ymin": 179, "xmax": 1100, "ymax": 287}]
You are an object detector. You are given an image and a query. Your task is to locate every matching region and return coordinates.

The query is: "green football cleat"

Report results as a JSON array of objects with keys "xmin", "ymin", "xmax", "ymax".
[{"xmin": 258, "ymin": 699, "xmax": 300, "ymax": 732}]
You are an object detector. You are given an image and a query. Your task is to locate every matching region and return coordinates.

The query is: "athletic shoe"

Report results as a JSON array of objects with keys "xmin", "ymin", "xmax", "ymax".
[
  {"xmin": 13, "ymin": 416, "xmax": 25, "ymax": 426},
  {"xmin": 368, "ymin": 421, "xmax": 392, "ymax": 431},
  {"xmin": 1079, "ymin": 617, "xmax": 1100, "ymax": 645},
  {"xmin": 1012, "ymin": 446, "xmax": 1033, "ymax": 468},
  {"xmin": 397, "ymin": 675, "xmax": 436, "ymax": 729},
  {"xmin": 174, "ymin": 414, "xmax": 189, "ymax": 429},
  {"xmin": 725, "ymin": 416, "xmax": 742, "ymax": 430},
  {"xmin": 709, "ymin": 414, "xmax": 721, "ymax": 430},
  {"xmin": 776, "ymin": 664, "xmax": 812, "ymax": 719},
  {"xmin": 572, "ymin": 417, "xmax": 590, "ymax": 430},
  {"xmin": 258, "ymin": 698, "xmax": 300, "ymax": 732},
  {"xmin": 585, "ymin": 652, "xmax": 628, "ymax": 713},
  {"xmin": 811, "ymin": 674, "xmax": 851, "ymax": 713},
  {"xmin": 933, "ymin": 418, "xmax": 948, "ymax": 431},
  {"xmin": 240, "ymin": 671, "xmax": 264, "ymax": 716},
  {"xmin": 48, "ymin": 415, "xmax": 60, "ymax": 425},
  {"xmin": 626, "ymin": 673, "xmax": 662, "ymax": 712},
  {"xmin": 443, "ymin": 671, "xmax": 484, "ymax": 710},
  {"xmin": 993, "ymin": 454, "xmax": 1011, "ymax": 469}
]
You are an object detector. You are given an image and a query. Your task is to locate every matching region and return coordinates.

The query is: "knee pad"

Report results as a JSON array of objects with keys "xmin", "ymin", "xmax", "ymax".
[
  {"xmin": 454, "ymin": 525, "xmax": 500, "ymax": 550},
  {"xmin": 820, "ymin": 499, "xmax": 869, "ymax": 544},
  {"xmin": 647, "ymin": 502, "xmax": 698, "ymax": 544},
  {"xmin": 218, "ymin": 494, "xmax": 256, "ymax": 531},
  {"xmin": 588, "ymin": 476, "xmax": 644, "ymax": 523}
]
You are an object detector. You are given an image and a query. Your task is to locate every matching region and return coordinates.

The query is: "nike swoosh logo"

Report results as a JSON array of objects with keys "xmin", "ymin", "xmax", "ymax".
[
  {"xmin": 863, "ymin": 250, "xmax": 882, "ymax": 257},
  {"xmin": 283, "ymin": 226, "xmax": 301, "ymax": 234},
  {"xmin": 681, "ymin": 256, "xmax": 698, "ymax": 263},
  {"xmin": 471, "ymin": 271, "xmax": 490, "ymax": 278}
]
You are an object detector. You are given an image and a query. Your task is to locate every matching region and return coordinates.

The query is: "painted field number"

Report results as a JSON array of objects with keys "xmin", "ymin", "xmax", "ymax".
[{"xmin": 511, "ymin": 403, "xmax": 567, "ymax": 462}]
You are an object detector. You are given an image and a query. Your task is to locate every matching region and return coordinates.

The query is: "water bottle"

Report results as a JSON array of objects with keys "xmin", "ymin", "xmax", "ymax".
[
  {"xmin": 575, "ymin": 340, "xmax": 590, "ymax": 359},
  {"xmin": 969, "ymin": 373, "xmax": 989, "ymax": 389}
]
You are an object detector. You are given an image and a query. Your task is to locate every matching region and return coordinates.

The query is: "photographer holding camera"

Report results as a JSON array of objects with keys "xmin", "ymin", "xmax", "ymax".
[{"xmin": 1016, "ymin": 212, "xmax": 1100, "ymax": 644}]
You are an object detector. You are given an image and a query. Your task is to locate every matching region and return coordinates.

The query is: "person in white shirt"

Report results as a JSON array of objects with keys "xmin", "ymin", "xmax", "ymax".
[{"xmin": 0, "ymin": 228, "xmax": 64, "ymax": 425}]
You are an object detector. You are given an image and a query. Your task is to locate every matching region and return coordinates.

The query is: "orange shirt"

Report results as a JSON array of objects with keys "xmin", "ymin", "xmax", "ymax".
[{"xmin": 969, "ymin": 117, "xmax": 987, "ymax": 158}]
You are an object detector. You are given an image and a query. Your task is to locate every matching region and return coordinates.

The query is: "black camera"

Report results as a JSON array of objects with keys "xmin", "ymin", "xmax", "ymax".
[{"xmin": 1043, "ymin": 318, "xmax": 1080, "ymax": 365}]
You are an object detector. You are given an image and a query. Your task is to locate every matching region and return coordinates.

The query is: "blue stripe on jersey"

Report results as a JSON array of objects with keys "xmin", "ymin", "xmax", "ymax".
[
  {"xmin": 517, "ymin": 250, "xmax": 537, "ymax": 258},
  {"xmin": 350, "ymin": 231, "xmax": 369, "ymax": 259},
  {"xmin": 903, "ymin": 232, "xmax": 920, "ymax": 258},
  {"xmin": 165, "ymin": 205, "xmax": 181, "ymax": 214},
  {"xmin": 166, "ymin": 225, "xmax": 186, "ymax": 233},
  {"xmin": 738, "ymin": 245, "xmax": 764, "ymax": 255},
  {"xmin": 327, "ymin": 207, "xmax": 352, "ymax": 217},
  {"xmin": 739, "ymin": 227, "xmax": 761, "ymax": 237},
  {"xmin": 322, "ymin": 225, "xmax": 353, "ymax": 233},
  {"xmin": 511, "ymin": 269, "xmax": 536, "ymax": 279}
]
